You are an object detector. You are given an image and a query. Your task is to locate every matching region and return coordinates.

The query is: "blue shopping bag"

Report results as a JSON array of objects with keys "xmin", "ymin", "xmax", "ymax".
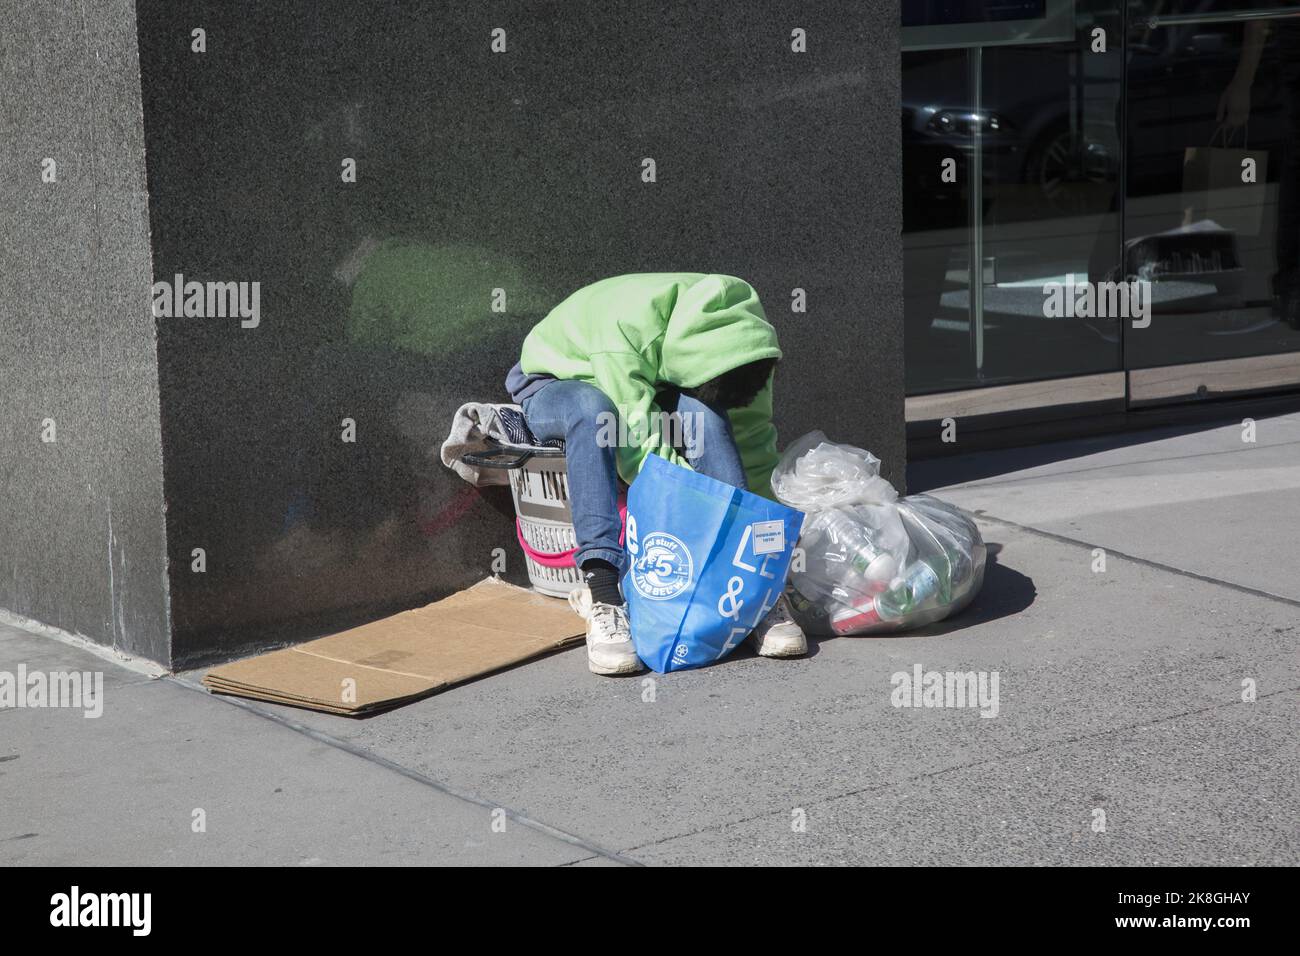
[{"xmin": 623, "ymin": 453, "xmax": 805, "ymax": 673}]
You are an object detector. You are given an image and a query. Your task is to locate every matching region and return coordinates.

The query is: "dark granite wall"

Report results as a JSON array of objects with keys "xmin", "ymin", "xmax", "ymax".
[
  {"xmin": 0, "ymin": 1, "xmax": 172, "ymax": 662},
  {"xmin": 127, "ymin": 0, "xmax": 904, "ymax": 666}
]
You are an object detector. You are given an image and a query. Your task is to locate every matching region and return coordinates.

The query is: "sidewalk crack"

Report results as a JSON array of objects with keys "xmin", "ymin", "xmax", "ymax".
[{"xmin": 969, "ymin": 510, "xmax": 1300, "ymax": 610}]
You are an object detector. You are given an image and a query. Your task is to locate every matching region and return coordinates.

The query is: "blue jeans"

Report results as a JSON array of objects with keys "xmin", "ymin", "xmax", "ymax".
[{"xmin": 521, "ymin": 379, "xmax": 746, "ymax": 576}]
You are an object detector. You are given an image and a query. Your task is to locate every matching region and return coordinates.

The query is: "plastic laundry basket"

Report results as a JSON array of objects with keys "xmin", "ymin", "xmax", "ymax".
[{"xmin": 461, "ymin": 442, "xmax": 624, "ymax": 598}]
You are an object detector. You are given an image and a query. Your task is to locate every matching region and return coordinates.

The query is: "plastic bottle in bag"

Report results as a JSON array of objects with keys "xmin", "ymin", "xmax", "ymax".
[
  {"xmin": 828, "ymin": 558, "xmax": 945, "ymax": 633},
  {"xmin": 814, "ymin": 510, "xmax": 898, "ymax": 594},
  {"xmin": 940, "ymin": 539, "xmax": 971, "ymax": 595},
  {"xmin": 876, "ymin": 558, "xmax": 947, "ymax": 618}
]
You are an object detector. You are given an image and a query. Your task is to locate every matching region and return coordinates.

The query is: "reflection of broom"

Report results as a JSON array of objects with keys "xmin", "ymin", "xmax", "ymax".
[
  {"xmin": 418, "ymin": 485, "xmax": 480, "ymax": 538},
  {"xmin": 332, "ymin": 235, "xmax": 382, "ymax": 286}
]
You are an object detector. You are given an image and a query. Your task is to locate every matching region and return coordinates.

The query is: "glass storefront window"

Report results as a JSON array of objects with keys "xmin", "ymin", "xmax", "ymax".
[
  {"xmin": 1124, "ymin": 2, "xmax": 1300, "ymax": 372},
  {"xmin": 904, "ymin": 0, "xmax": 1125, "ymax": 396},
  {"xmin": 904, "ymin": 0, "xmax": 1300, "ymax": 410}
]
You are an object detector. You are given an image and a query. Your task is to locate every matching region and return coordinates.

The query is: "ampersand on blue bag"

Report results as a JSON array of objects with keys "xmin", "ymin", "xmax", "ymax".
[
  {"xmin": 717, "ymin": 575, "xmax": 745, "ymax": 621},
  {"xmin": 629, "ymin": 531, "xmax": 694, "ymax": 601}
]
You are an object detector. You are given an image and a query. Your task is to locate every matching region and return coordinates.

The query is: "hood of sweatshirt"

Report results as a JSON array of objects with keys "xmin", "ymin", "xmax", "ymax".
[{"xmin": 657, "ymin": 275, "xmax": 783, "ymax": 388}]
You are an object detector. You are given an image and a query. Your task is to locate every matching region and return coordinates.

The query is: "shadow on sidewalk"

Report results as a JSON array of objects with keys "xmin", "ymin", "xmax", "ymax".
[
  {"xmin": 907, "ymin": 395, "xmax": 1300, "ymax": 494},
  {"xmin": 907, "ymin": 421, "xmax": 1223, "ymax": 494},
  {"xmin": 903, "ymin": 542, "xmax": 1036, "ymax": 638}
]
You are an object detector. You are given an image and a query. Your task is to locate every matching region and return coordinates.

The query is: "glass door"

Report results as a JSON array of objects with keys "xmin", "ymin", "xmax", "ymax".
[
  {"xmin": 1123, "ymin": 0, "xmax": 1300, "ymax": 402},
  {"xmin": 903, "ymin": 0, "xmax": 1300, "ymax": 423},
  {"xmin": 903, "ymin": 0, "xmax": 1128, "ymax": 417}
]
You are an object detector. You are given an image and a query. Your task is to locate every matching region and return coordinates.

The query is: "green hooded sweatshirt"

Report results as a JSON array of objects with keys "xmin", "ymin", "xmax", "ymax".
[{"xmin": 518, "ymin": 273, "xmax": 783, "ymax": 498}]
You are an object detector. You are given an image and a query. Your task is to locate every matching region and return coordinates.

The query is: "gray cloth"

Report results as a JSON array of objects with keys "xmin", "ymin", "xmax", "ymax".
[
  {"xmin": 439, "ymin": 402, "xmax": 524, "ymax": 487},
  {"xmin": 439, "ymin": 402, "xmax": 563, "ymax": 486},
  {"xmin": 504, "ymin": 360, "xmax": 555, "ymax": 404}
]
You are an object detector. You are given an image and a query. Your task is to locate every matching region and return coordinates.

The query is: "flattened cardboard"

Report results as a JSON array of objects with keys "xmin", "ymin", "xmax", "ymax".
[{"xmin": 202, "ymin": 578, "xmax": 582, "ymax": 715}]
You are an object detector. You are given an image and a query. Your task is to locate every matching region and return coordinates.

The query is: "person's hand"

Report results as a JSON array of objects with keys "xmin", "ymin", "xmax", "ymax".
[{"xmin": 1217, "ymin": 80, "xmax": 1252, "ymax": 129}]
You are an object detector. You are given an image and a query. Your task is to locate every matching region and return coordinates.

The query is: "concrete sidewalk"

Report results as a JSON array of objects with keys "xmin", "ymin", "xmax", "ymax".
[{"xmin": 3, "ymin": 413, "xmax": 1297, "ymax": 865}]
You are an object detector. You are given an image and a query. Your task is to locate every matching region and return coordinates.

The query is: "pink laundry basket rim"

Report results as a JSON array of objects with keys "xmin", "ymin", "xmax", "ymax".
[{"xmin": 515, "ymin": 499, "xmax": 626, "ymax": 568}]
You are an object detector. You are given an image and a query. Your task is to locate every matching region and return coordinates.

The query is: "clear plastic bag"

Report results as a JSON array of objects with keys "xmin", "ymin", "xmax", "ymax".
[{"xmin": 772, "ymin": 432, "xmax": 986, "ymax": 635}]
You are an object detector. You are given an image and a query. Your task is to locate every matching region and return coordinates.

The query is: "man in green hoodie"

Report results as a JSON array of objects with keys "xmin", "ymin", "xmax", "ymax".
[{"xmin": 505, "ymin": 273, "xmax": 807, "ymax": 675}]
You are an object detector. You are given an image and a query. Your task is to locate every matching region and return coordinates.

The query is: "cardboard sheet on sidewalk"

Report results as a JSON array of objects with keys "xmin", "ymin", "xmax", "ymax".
[{"xmin": 202, "ymin": 578, "xmax": 583, "ymax": 715}]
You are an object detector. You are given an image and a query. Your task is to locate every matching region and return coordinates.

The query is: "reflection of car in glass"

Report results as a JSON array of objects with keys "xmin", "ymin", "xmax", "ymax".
[
  {"xmin": 904, "ymin": 7, "xmax": 1288, "ymax": 221},
  {"xmin": 903, "ymin": 44, "xmax": 1118, "ymax": 220}
]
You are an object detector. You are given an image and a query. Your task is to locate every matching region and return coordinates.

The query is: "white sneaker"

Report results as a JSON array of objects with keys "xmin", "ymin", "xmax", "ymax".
[
  {"xmin": 567, "ymin": 586, "xmax": 643, "ymax": 676},
  {"xmin": 747, "ymin": 593, "xmax": 807, "ymax": 658}
]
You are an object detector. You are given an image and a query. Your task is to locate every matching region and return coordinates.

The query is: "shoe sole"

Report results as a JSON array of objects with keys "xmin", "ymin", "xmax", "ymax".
[
  {"xmin": 588, "ymin": 656, "xmax": 644, "ymax": 676},
  {"xmin": 752, "ymin": 636, "xmax": 807, "ymax": 658}
]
